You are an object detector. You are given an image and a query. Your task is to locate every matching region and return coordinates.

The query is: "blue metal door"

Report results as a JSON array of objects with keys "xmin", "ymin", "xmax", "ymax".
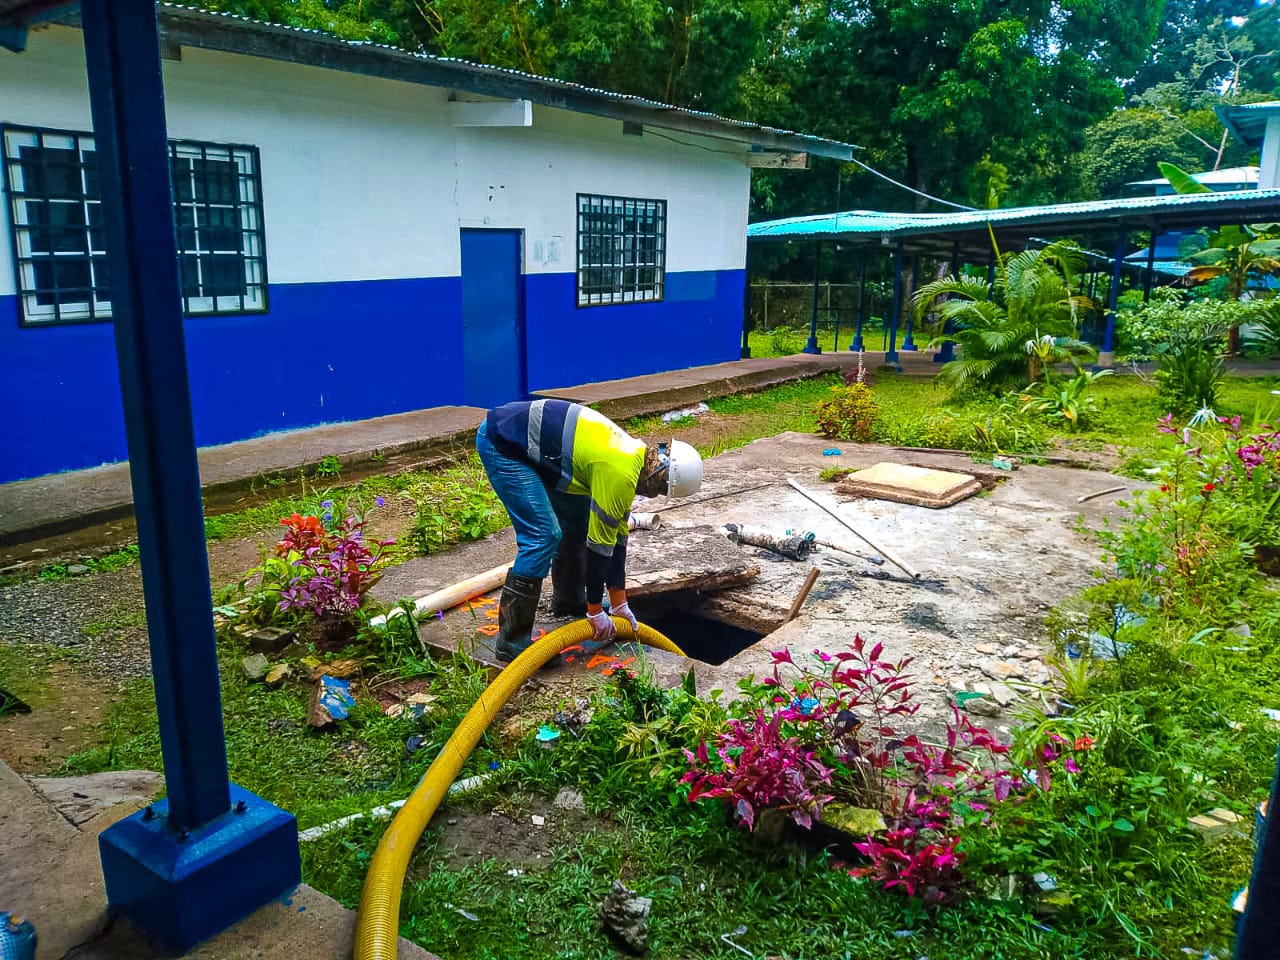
[{"xmin": 461, "ymin": 229, "xmax": 526, "ymax": 408}]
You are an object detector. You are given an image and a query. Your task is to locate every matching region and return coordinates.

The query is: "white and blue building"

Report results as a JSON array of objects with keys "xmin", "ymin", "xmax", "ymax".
[{"xmin": 1, "ymin": 5, "xmax": 852, "ymax": 483}]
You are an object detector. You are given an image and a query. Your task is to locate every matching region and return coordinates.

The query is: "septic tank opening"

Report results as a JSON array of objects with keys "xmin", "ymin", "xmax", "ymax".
[{"xmin": 628, "ymin": 592, "xmax": 766, "ymax": 666}]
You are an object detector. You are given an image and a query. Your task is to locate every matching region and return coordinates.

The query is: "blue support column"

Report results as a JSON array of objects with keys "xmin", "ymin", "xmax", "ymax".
[
  {"xmin": 81, "ymin": 1, "xmax": 299, "ymax": 950},
  {"xmin": 1143, "ymin": 229, "xmax": 1157, "ymax": 303},
  {"xmin": 885, "ymin": 244, "xmax": 903, "ymax": 369},
  {"xmin": 935, "ymin": 238, "xmax": 959, "ymax": 364},
  {"xmin": 740, "ymin": 271, "xmax": 752, "ymax": 358},
  {"xmin": 803, "ymin": 240, "xmax": 823, "ymax": 354},
  {"xmin": 900, "ymin": 254, "xmax": 919, "ymax": 350},
  {"xmin": 1099, "ymin": 225, "xmax": 1126, "ymax": 368},
  {"xmin": 850, "ymin": 254, "xmax": 866, "ymax": 352}
]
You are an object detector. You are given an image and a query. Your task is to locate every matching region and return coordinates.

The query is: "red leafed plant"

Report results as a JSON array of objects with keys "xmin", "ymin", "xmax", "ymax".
[
  {"xmin": 684, "ymin": 635, "xmax": 1019, "ymax": 903},
  {"xmin": 681, "ymin": 711, "xmax": 834, "ymax": 830},
  {"xmin": 276, "ymin": 502, "xmax": 394, "ymax": 623}
]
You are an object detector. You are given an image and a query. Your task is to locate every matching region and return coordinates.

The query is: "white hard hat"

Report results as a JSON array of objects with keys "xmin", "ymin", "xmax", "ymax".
[{"xmin": 664, "ymin": 440, "xmax": 703, "ymax": 499}]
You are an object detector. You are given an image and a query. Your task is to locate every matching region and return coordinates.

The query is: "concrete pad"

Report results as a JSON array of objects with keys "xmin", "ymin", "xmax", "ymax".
[
  {"xmin": 836, "ymin": 461, "xmax": 982, "ymax": 508},
  {"xmin": 27, "ymin": 769, "xmax": 164, "ymax": 826},
  {"xmin": 0, "ymin": 761, "xmax": 438, "ymax": 960},
  {"xmin": 619, "ymin": 433, "xmax": 1145, "ymax": 724}
]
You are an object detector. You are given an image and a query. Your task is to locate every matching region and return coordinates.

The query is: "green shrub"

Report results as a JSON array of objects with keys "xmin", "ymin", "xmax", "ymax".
[
  {"xmin": 769, "ymin": 326, "xmax": 800, "ymax": 356},
  {"xmin": 814, "ymin": 383, "xmax": 880, "ymax": 442},
  {"xmin": 1155, "ymin": 330, "xmax": 1226, "ymax": 416},
  {"xmin": 1118, "ymin": 289, "xmax": 1235, "ymax": 362},
  {"xmin": 1020, "ymin": 368, "xmax": 1113, "ymax": 430}
]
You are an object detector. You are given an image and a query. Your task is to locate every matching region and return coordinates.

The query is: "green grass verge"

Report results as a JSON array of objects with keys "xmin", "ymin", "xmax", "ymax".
[{"xmin": 60, "ymin": 640, "xmax": 504, "ymax": 830}]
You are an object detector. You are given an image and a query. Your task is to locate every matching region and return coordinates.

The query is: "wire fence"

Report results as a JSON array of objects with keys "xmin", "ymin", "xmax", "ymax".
[{"xmin": 748, "ymin": 281, "xmax": 896, "ymax": 354}]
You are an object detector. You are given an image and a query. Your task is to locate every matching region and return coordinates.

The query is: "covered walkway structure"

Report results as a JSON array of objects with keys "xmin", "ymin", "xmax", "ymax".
[{"xmin": 747, "ymin": 189, "xmax": 1280, "ymax": 366}]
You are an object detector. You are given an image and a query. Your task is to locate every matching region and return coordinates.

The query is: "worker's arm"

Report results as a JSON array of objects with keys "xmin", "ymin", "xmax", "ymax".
[{"xmin": 584, "ymin": 466, "xmax": 635, "ymax": 635}]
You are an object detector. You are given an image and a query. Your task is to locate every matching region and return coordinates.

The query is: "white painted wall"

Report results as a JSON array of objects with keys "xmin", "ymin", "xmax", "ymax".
[
  {"xmin": 1260, "ymin": 116, "xmax": 1280, "ymax": 190},
  {"xmin": 0, "ymin": 25, "xmax": 752, "ymax": 298},
  {"xmin": 454, "ymin": 107, "xmax": 751, "ymax": 275}
]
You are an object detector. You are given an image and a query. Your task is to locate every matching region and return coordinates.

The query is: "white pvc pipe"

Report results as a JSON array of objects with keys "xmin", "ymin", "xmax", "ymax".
[
  {"xmin": 298, "ymin": 774, "xmax": 491, "ymax": 842},
  {"xmin": 369, "ymin": 562, "xmax": 511, "ymax": 629}
]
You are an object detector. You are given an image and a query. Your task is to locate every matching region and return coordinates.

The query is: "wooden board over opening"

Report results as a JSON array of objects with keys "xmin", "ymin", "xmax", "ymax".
[{"xmin": 836, "ymin": 461, "xmax": 982, "ymax": 509}]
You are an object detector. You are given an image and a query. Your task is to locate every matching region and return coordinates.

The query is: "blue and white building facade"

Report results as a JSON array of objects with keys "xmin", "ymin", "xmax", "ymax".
[{"xmin": 0, "ymin": 7, "xmax": 850, "ymax": 482}]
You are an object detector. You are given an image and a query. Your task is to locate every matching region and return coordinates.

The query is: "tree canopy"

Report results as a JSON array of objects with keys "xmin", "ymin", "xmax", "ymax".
[{"xmin": 193, "ymin": 0, "xmax": 1280, "ymax": 274}]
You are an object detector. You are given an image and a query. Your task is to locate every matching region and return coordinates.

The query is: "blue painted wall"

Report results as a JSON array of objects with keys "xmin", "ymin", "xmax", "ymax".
[
  {"xmin": 524, "ymin": 269, "xmax": 744, "ymax": 390},
  {"xmin": 4, "ymin": 268, "xmax": 741, "ymax": 483},
  {"xmin": 3, "ymin": 277, "xmax": 462, "ymax": 483}
]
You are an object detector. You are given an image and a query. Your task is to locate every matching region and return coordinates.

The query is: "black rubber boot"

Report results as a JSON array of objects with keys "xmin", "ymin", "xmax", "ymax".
[
  {"xmin": 495, "ymin": 571, "xmax": 555, "ymax": 665},
  {"xmin": 550, "ymin": 540, "xmax": 588, "ymax": 618}
]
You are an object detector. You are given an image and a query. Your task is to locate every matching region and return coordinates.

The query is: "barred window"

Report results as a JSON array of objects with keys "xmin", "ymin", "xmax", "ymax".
[
  {"xmin": 576, "ymin": 194, "xmax": 665, "ymax": 306},
  {"xmin": 3, "ymin": 126, "xmax": 267, "ymax": 325}
]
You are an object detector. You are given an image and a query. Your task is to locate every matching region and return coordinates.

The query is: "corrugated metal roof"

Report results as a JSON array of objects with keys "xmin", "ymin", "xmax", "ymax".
[
  {"xmin": 32, "ymin": 3, "xmax": 855, "ymax": 160},
  {"xmin": 1128, "ymin": 166, "xmax": 1259, "ymax": 188},
  {"xmin": 748, "ymin": 189, "xmax": 1280, "ymax": 244},
  {"xmin": 1216, "ymin": 101, "xmax": 1280, "ymax": 149}
]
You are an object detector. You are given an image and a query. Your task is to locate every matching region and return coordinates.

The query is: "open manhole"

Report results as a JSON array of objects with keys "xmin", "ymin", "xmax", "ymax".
[{"xmin": 629, "ymin": 591, "xmax": 768, "ymax": 666}]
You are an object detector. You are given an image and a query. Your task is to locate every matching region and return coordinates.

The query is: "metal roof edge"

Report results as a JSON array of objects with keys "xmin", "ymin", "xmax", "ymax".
[
  {"xmin": 44, "ymin": 4, "xmax": 855, "ymax": 161},
  {"xmin": 1216, "ymin": 103, "xmax": 1259, "ymax": 149},
  {"xmin": 747, "ymin": 188, "xmax": 1280, "ymax": 241}
]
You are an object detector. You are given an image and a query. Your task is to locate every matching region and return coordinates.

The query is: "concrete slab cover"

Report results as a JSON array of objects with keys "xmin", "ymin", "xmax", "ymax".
[{"xmin": 838, "ymin": 461, "xmax": 982, "ymax": 508}]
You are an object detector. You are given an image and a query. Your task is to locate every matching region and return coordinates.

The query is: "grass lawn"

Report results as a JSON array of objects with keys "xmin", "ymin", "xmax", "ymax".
[{"xmin": 19, "ymin": 365, "xmax": 1280, "ymax": 959}]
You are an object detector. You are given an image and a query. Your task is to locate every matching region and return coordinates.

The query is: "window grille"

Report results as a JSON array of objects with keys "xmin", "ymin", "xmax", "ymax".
[
  {"xmin": 576, "ymin": 194, "xmax": 665, "ymax": 306},
  {"xmin": 2, "ymin": 126, "xmax": 267, "ymax": 325}
]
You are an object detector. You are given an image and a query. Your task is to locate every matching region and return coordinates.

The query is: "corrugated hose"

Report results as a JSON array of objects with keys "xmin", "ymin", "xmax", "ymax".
[{"xmin": 353, "ymin": 617, "xmax": 685, "ymax": 960}]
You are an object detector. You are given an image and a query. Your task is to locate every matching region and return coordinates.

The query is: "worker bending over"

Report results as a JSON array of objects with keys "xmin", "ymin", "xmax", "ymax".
[{"xmin": 476, "ymin": 399, "xmax": 703, "ymax": 663}]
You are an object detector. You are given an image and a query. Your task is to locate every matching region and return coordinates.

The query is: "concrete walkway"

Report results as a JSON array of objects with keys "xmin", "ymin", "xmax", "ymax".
[
  {"xmin": 0, "ymin": 405, "xmax": 485, "ymax": 551},
  {"xmin": 0, "ymin": 353, "xmax": 864, "ymax": 559},
  {"xmin": 0, "ymin": 761, "xmax": 437, "ymax": 960},
  {"xmin": 535, "ymin": 351, "xmax": 864, "ymax": 418}
]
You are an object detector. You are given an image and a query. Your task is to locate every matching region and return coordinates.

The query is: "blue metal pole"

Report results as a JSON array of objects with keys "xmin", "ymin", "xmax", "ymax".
[
  {"xmin": 850, "ymin": 254, "xmax": 866, "ymax": 352},
  {"xmin": 885, "ymin": 244, "xmax": 903, "ymax": 367},
  {"xmin": 1143, "ymin": 229, "xmax": 1157, "ymax": 303},
  {"xmin": 80, "ymin": 0, "xmax": 229, "ymax": 830},
  {"xmin": 85, "ymin": 1, "xmax": 300, "ymax": 948},
  {"xmin": 804, "ymin": 240, "xmax": 823, "ymax": 354},
  {"xmin": 901, "ymin": 254, "xmax": 919, "ymax": 351},
  {"xmin": 935, "ymin": 238, "xmax": 959, "ymax": 364},
  {"xmin": 1100, "ymin": 224, "xmax": 1126, "ymax": 367}
]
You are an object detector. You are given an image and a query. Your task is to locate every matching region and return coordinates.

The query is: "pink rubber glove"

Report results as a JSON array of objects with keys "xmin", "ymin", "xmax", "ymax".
[{"xmin": 587, "ymin": 609, "xmax": 617, "ymax": 643}]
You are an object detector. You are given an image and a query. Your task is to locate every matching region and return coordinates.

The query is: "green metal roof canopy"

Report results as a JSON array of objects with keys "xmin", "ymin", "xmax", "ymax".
[{"xmin": 748, "ymin": 188, "xmax": 1280, "ymax": 259}]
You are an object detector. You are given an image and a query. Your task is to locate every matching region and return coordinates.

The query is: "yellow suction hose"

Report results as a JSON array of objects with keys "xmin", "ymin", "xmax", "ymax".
[{"xmin": 353, "ymin": 617, "xmax": 685, "ymax": 960}]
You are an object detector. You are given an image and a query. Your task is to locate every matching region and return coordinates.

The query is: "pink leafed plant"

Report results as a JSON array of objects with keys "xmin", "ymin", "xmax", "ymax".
[{"xmin": 276, "ymin": 504, "xmax": 394, "ymax": 623}]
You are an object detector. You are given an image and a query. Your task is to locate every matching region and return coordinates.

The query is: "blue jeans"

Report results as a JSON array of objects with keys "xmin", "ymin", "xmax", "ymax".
[{"xmin": 476, "ymin": 422, "xmax": 588, "ymax": 579}]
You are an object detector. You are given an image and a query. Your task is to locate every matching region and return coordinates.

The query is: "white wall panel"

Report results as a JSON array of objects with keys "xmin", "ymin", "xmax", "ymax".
[{"xmin": 1, "ymin": 26, "xmax": 752, "ymax": 298}]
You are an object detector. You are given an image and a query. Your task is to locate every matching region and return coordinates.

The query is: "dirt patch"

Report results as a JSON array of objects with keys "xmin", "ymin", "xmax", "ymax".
[
  {"xmin": 0, "ymin": 661, "xmax": 115, "ymax": 773},
  {"xmin": 427, "ymin": 801, "xmax": 602, "ymax": 873},
  {"xmin": 1047, "ymin": 436, "xmax": 1122, "ymax": 470},
  {"xmin": 634, "ymin": 411, "xmax": 747, "ymax": 450}
]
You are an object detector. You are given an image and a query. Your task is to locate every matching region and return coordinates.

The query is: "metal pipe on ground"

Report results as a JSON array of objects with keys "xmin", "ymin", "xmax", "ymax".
[
  {"xmin": 785, "ymin": 477, "xmax": 921, "ymax": 580},
  {"xmin": 722, "ymin": 523, "xmax": 813, "ymax": 560}
]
